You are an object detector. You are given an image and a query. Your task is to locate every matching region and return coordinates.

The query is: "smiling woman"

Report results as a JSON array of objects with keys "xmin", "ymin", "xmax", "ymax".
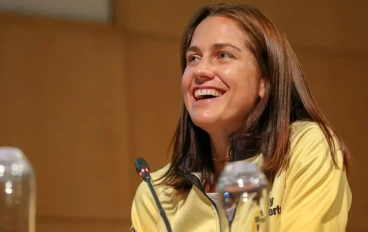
[
  {"xmin": 182, "ymin": 16, "xmax": 265, "ymax": 153},
  {"xmin": 131, "ymin": 3, "xmax": 353, "ymax": 232}
]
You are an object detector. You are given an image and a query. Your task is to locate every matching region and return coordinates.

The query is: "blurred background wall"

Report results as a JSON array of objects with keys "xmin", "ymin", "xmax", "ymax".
[{"xmin": 0, "ymin": 0, "xmax": 366, "ymax": 231}]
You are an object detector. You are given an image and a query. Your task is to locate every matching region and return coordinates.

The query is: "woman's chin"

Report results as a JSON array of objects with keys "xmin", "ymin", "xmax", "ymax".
[
  {"xmin": 191, "ymin": 116, "xmax": 218, "ymax": 129},
  {"xmin": 190, "ymin": 116, "xmax": 227, "ymax": 135},
  {"xmin": 190, "ymin": 115, "xmax": 240, "ymax": 136}
]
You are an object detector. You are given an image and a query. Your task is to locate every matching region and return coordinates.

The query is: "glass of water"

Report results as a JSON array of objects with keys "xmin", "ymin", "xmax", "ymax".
[
  {"xmin": 0, "ymin": 147, "xmax": 36, "ymax": 232},
  {"xmin": 217, "ymin": 160, "xmax": 269, "ymax": 232}
]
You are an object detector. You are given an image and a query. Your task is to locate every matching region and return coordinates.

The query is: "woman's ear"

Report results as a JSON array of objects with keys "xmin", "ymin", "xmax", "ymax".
[{"xmin": 258, "ymin": 78, "xmax": 266, "ymax": 98}]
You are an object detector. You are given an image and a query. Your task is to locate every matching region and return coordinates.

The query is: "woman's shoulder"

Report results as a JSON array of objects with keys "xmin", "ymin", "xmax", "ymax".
[
  {"xmin": 289, "ymin": 120, "xmax": 338, "ymax": 144},
  {"xmin": 150, "ymin": 163, "xmax": 171, "ymax": 181},
  {"xmin": 290, "ymin": 120, "xmax": 326, "ymax": 137},
  {"xmin": 134, "ymin": 163, "xmax": 174, "ymax": 199},
  {"xmin": 288, "ymin": 120, "xmax": 343, "ymax": 166}
]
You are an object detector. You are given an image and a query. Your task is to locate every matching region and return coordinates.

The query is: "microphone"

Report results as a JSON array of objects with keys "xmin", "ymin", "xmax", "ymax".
[{"xmin": 135, "ymin": 158, "xmax": 172, "ymax": 232}]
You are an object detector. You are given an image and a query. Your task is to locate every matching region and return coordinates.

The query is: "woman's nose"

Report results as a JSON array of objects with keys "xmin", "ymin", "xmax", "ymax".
[{"xmin": 193, "ymin": 60, "xmax": 215, "ymax": 81}]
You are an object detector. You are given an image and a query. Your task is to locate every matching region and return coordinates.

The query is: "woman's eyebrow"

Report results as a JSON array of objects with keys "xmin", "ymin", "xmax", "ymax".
[{"xmin": 186, "ymin": 43, "xmax": 242, "ymax": 54}]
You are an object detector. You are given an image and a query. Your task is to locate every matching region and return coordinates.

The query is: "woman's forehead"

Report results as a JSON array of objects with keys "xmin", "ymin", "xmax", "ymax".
[{"xmin": 189, "ymin": 16, "xmax": 250, "ymax": 49}]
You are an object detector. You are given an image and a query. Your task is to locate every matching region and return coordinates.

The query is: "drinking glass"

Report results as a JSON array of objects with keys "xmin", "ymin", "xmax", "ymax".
[
  {"xmin": 217, "ymin": 135, "xmax": 269, "ymax": 232},
  {"xmin": 0, "ymin": 147, "xmax": 36, "ymax": 232}
]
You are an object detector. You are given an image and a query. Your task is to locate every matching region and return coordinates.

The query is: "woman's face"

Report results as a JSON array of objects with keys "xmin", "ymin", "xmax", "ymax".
[{"xmin": 182, "ymin": 16, "xmax": 265, "ymax": 136}]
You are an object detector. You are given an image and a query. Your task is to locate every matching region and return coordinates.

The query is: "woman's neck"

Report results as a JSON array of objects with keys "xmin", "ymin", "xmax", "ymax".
[
  {"xmin": 210, "ymin": 134, "xmax": 229, "ymax": 160},
  {"xmin": 207, "ymin": 133, "xmax": 231, "ymax": 192}
]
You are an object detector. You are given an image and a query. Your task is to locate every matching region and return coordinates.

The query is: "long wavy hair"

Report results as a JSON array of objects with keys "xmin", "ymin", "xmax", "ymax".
[{"xmin": 161, "ymin": 3, "xmax": 353, "ymax": 191}]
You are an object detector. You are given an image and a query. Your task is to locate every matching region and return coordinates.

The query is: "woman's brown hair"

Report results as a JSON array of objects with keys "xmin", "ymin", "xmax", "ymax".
[{"xmin": 161, "ymin": 3, "xmax": 353, "ymax": 190}]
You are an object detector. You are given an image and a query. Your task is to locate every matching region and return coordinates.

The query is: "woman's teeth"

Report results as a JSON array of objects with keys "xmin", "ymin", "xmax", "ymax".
[{"xmin": 194, "ymin": 89, "xmax": 223, "ymax": 100}]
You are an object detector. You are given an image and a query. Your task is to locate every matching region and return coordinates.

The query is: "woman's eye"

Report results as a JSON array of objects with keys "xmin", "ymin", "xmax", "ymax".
[
  {"xmin": 187, "ymin": 55, "xmax": 199, "ymax": 63},
  {"xmin": 219, "ymin": 53, "xmax": 231, "ymax": 59}
]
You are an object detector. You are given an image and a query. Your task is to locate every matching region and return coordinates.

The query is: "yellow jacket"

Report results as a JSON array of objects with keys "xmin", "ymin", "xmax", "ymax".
[{"xmin": 131, "ymin": 121, "xmax": 352, "ymax": 231}]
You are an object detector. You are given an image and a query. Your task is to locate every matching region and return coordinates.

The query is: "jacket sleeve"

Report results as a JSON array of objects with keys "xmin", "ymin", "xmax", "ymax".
[
  {"xmin": 279, "ymin": 124, "xmax": 352, "ymax": 231},
  {"xmin": 131, "ymin": 181, "xmax": 158, "ymax": 232}
]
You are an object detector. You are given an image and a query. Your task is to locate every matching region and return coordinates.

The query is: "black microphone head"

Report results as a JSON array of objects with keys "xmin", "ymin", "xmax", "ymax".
[
  {"xmin": 135, "ymin": 158, "xmax": 151, "ymax": 180},
  {"xmin": 135, "ymin": 157, "xmax": 150, "ymax": 172}
]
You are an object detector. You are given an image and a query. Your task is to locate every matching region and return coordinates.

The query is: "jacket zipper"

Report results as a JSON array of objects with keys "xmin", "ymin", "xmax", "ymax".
[
  {"xmin": 189, "ymin": 173, "xmax": 244, "ymax": 232},
  {"xmin": 189, "ymin": 174, "xmax": 223, "ymax": 232}
]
